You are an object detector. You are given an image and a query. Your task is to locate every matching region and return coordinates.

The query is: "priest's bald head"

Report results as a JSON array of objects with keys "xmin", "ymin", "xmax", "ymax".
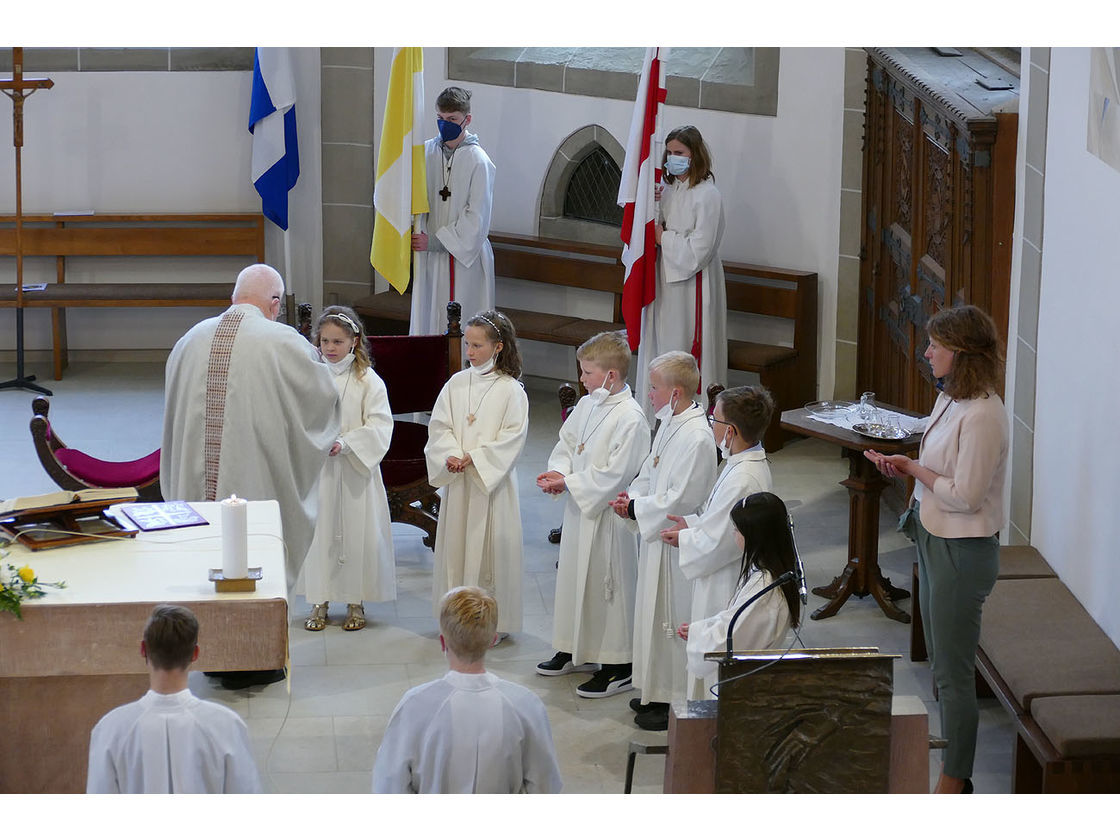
[{"xmin": 232, "ymin": 263, "xmax": 284, "ymax": 321}]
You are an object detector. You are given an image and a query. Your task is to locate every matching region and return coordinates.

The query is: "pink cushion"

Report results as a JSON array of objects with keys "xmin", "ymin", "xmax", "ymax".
[{"xmin": 55, "ymin": 447, "xmax": 161, "ymax": 487}]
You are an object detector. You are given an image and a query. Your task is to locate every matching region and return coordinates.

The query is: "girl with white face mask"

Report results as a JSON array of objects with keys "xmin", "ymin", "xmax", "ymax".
[
  {"xmin": 424, "ymin": 311, "xmax": 529, "ymax": 644},
  {"xmin": 634, "ymin": 124, "xmax": 729, "ymax": 422},
  {"xmin": 298, "ymin": 306, "xmax": 396, "ymax": 633}
]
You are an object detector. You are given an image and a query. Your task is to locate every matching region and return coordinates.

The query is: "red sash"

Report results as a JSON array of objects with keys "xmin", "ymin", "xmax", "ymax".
[{"xmin": 691, "ymin": 271, "xmax": 703, "ymax": 393}]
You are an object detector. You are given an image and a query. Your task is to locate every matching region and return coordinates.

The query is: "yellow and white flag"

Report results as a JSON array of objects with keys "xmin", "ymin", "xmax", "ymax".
[{"xmin": 371, "ymin": 47, "xmax": 428, "ymax": 294}]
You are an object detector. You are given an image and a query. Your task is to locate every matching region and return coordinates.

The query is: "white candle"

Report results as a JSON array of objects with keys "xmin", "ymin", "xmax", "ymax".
[{"xmin": 221, "ymin": 494, "xmax": 249, "ymax": 579}]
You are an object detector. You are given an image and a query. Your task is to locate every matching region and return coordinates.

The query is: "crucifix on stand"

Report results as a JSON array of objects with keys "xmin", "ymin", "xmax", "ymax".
[{"xmin": 0, "ymin": 47, "xmax": 54, "ymax": 395}]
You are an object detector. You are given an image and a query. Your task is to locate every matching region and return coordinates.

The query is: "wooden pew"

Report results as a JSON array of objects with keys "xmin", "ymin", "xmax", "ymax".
[
  {"xmin": 0, "ymin": 212, "xmax": 266, "ymax": 379},
  {"xmin": 353, "ymin": 232, "xmax": 820, "ymax": 445}
]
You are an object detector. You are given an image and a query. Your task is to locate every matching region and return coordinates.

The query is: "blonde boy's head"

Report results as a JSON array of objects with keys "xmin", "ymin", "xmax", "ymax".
[
  {"xmin": 649, "ymin": 351, "xmax": 700, "ymax": 395},
  {"xmin": 576, "ymin": 331, "xmax": 631, "ymax": 378},
  {"xmin": 439, "ymin": 586, "xmax": 498, "ymax": 663}
]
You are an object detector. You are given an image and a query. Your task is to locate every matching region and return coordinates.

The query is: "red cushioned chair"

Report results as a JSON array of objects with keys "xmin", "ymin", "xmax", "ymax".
[
  {"xmin": 29, "ymin": 396, "xmax": 163, "ymax": 502},
  {"xmin": 364, "ymin": 301, "xmax": 463, "ymax": 549}
]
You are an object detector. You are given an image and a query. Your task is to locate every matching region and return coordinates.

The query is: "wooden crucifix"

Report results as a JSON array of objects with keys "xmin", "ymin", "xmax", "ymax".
[{"xmin": 0, "ymin": 47, "xmax": 54, "ymax": 394}]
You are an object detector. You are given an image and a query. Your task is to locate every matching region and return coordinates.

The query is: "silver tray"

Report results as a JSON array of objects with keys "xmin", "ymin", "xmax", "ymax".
[
  {"xmin": 851, "ymin": 422, "xmax": 909, "ymax": 440},
  {"xmin": 805, "ymin": 400, "xmax": 855, "ymax": 422}
]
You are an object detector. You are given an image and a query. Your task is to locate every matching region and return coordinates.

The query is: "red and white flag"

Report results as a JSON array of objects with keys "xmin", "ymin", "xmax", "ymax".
[{"xmin": 617, "ymin": 47, "xmax": 669, "ymax": 352}]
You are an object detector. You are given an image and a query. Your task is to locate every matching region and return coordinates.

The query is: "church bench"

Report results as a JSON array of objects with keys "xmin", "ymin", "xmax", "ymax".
[
  {"xmin": 974, "ymin": 574, "xmax": 1120, "ymax": 792},
  {"xmin": 353, "ymin": 233, "xmax": 820, "ymax": 441},
  {"xmin": 0, "ymin": 212, "xmax": 266, "ymax": 380}
]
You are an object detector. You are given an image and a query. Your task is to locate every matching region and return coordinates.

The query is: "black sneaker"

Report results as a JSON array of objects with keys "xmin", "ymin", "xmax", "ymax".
[
  {"xmin": 576, "ymin": 664, "xmax": 633, "ymax": 698},
  {"xmin": 219, "ymin": 669, "xmax": 286, "ymax": 691},
  {"xmin": 536, "ymin": 651, "xmax": 597, "ymax": 676},
  {"xmin": 635, "ymin": 704, "xmax": 670, "ymax": 731},
  {"xmin": 629, "ymin": 697, "xmax": 655, "ymax": 714}
]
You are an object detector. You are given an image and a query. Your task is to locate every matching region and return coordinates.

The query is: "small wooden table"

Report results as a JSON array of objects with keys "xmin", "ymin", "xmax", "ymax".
[{"xmin": 780, "ymin": 407, "xmax": 922, "ymax": 623}]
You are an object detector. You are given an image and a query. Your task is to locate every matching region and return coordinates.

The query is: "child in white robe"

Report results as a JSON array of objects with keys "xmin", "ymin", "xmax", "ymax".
[
  {"xmin": 635, "ymin": 125, "xmax": 728, "ymax": 417},
  {"xmin": 410, "ymin": 86, "xmax": 496, "ymax": 336},
  {"xmin": 537, "ymin": 331, "xmax": 651, "ymax": 698},
  {"xmin": 372, "ymin": 586, "xmax": 562, "ymax": 793},
  {"xmin": 679, "ymin": 492, "xmax": 801, "ymax": 695},
  {"xmin": 609, "ymin": 351, "xmax": 717, "ymax": 731},
  {"xmin": 425, "ymin": 310, "xmax": 528, "ymax": 640},
  {"xmin": 86, "ymin": 604, "xmax": 261, "ymax": 794},
  {"xmin": 660, "ymin": 384, "xmax": 776, "ymax": 699},
  {"xmin": 297, "ymin": 305, "xmax": 395, "ymax": 632}
]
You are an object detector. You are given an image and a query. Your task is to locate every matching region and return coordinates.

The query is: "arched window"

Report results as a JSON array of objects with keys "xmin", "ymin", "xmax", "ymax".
[{"xmin": 563, "ymin": 147, "xmax": 623, "ymax": 227}]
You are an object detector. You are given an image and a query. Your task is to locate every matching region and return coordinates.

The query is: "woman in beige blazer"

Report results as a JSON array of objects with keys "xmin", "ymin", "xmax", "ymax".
[{"xmin": 865, "ymin": 305, "xmax": 1008, "ymax": 794}]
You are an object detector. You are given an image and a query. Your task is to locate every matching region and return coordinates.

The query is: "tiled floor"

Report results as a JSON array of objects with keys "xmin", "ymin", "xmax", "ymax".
[{"xmin": 0, "ymin": 361, "xmax": 1016, "ymax": 794}]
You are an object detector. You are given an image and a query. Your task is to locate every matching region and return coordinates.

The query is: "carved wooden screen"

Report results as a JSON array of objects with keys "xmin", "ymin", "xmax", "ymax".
[{"xmin": 857, "ymin": 48, "xmax": 1017, "ymax": 414}]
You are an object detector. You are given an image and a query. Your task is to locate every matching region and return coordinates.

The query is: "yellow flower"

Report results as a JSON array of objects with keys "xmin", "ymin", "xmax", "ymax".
[{"xmin": 18, "ymin": 566, "xmax": 35, "ymax": 583}]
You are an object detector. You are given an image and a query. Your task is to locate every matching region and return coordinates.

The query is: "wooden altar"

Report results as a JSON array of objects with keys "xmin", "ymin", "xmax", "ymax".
[{"xmin": 857, "ymin": 48, "xmax": 1018, "ymax": 413}]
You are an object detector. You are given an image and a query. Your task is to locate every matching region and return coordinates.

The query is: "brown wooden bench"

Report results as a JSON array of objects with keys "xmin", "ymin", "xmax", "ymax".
[
  {"xmin": 353, "ymin": 232, "xmax": 819, "ymax": 450},
  {"xmin": 974, "ymin": 565, "xmax": 1120, "ymax": 792},
  {"xmin": 0, "ymin": 212, "xmax": 266, "ymax": 380}
]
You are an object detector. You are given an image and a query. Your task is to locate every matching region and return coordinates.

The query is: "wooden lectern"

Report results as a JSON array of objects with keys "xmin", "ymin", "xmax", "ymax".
[{"xmin": 668, "ymin": 647, "xmax": 897, "ymax": 793}]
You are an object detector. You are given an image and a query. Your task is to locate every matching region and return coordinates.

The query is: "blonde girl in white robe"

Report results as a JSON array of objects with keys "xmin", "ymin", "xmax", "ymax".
[
  {"xmin": 297, "ymin": 306, "xmax": 395, "ymax": 632},
  {"xmin": 680, "ymin": 492, "xmax": 801, "ymax": 699},
  {"xmin": 635, "ymin": 125, "xmax": 728, "ymax": 419},
  {"xmin": 425, "ymin": 310, "xmax": 528, "ymax": 640},
  {"xmin": 609, "ymin": 351, "xmax": 716, "ymax": 730}
]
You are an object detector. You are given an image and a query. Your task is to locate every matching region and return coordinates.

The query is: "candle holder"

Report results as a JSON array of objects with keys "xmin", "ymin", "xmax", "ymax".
[{"xmin": 208, "ymin": 566, "xmax": 262, "ymax": 593}]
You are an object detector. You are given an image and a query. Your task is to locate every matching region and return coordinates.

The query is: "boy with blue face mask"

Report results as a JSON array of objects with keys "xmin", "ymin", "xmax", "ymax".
[{"xmin": 409, "ymin": 86, "xmax": 496, "ymax": 337}]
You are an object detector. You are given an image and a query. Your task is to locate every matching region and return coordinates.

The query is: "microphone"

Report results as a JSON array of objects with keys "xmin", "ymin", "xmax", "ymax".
[
  {"xmin": 723, "ymin": 570, "xmax": 796, "ymax": 662},
  {"xmin": 788, "ymin": 513, "xmax": 808, "ymax": 605}
]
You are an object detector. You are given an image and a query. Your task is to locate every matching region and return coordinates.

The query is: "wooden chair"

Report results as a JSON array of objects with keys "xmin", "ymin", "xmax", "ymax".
[
  {"xmin": 29, "ymin": 396, "xmax": 163, "ymax": 502},
  {"xmin": 365, "ymin": 302, "xmax": 463, "ymax": 548},
  {"xmin": 547, "ymin": 382, "xmax": 580, "ymax": 546}
]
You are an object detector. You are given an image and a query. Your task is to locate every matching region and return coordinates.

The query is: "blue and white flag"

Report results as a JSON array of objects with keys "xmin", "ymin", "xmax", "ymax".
[{"xmin": 249, "ymin": 48, "xmax": 299, "ymax": 230}]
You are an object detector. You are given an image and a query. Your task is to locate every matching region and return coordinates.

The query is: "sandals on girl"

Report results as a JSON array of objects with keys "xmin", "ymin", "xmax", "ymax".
[
  {"xmin": 305, "ymin": 602, "xmax": 329, "ymax": 631},
  {"xmin": 343, "ymin": 603, "xmax": 366, "ymax": 631}
]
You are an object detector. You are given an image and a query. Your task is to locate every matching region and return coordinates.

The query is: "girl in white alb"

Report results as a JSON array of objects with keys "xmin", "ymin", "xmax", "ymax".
[
  {"xmin": 297, "ymin": 306, "xmax": 396, "ymax": 632},
  {"xmin": 425, "ymin": 310, "xmax": 529, "ymax": 640}
]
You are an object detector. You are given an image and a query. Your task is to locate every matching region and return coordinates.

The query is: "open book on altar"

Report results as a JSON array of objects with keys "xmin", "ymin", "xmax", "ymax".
[
  {"xmin": 0, "ymin": 487, "xmax": 139, "ymax": 517},
  {"xmin": 118, "ymin": 501, "xmax": 208, "ymax": 532}
]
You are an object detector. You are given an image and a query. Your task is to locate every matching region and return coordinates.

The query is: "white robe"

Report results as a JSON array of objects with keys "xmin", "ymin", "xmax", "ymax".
[
  {"xmin": 685, "ymin": 568, "xmax": 792, "ymax": 698},
  {"xmin": 372, "ymin": 670, "xmax": 562, "ymax": 794},
  {"xmin": 635, "ymin": 178, "xmax": 729, "ymax": 420},
  {"xmin": 161, "ymin": 303, "xmax": 341, "ymax": 588},
  {"xmin": 548, "ymin": 387, "xmax": 650, "ymax": 665},
  {"xmin": 411, "ymin": 134, "xmax": 496, "ymax": 336},
  {"xmin": 86, "ymin": 688, "xmax": 261, "ymax": 794},
  {"xmin": 425, "ymin": 368, "xmax": 529, "ymax": 634},
  {"xmin": 296, "ymin": 363, "xmax": 396, "ymax": 604},
  {"xmin": 627, "ymin": 403, "xmax": 718, "ymax": 704},
  {"xmin": 678, "ymin": 445, "xmax": 773, "ymax": 640}
]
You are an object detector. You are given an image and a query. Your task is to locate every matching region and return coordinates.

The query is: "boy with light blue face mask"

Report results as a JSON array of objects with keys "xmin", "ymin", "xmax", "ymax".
[{"xmin": 408, "ymin": 86, "xmax": 496, "ymax": 337}]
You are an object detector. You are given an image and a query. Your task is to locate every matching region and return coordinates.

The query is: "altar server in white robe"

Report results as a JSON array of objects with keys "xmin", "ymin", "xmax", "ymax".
[
  {"xmin": 297, "ymin": 306, "xmax": 395, "ymax": 633},
  {"xmin": 373, "ymin": 587, "xmax": 562, "ymax": 793},
  {"xmin": 410, "ymin": 86, "xmax": 496, "ymax": 336},
  {"xmin": 681, "ymin": 493, "xmax": 800, "ymax": 692},
  {"xmin": 661, "ymin": 385, "xmax": 776, "ymax": 699},
  {"xmin": 161, "ymin": 264, "xmax": 340, "ymax": 590},
  {"xmin": 536, "ymin": 331, "xmax": 650, "ymax": 698},
  {"xmin": 635, "ymin": 125, "xmax": 728, "ymax": 420},
  {"xmin": 425, "ymin": 310, "xmax": 528, "ymax": 639},
  {"xmin": 609, "ymin": 351, "xmax": 716, "ymax": 730},
  {"xmin": 87, "ymin": 605, "xmax": 261, "ymax": 794}
]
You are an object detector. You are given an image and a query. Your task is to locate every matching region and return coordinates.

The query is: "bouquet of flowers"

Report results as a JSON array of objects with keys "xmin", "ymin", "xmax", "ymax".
[{"xmin": 0, "ymin": 562, "xmax": 66, "ymax": 619}]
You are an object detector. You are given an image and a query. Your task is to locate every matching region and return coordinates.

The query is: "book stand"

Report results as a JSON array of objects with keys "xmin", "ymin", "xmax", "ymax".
[{"xmin": 0, "ymin": 499, "xmax": 138, "ymax": 550}]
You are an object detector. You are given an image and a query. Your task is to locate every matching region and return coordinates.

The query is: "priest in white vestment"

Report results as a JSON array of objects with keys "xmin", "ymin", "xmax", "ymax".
[
  {"xmin": 613, "ymin": 353, "xmax": 717, "ymax": 728},
  {"xmin": 161, "ymin": 264, "xmax": 340, "ymax": 589},
  {"xmin": 372, "ymin": 587, "xmax": 562, "ymax": 794},
  {"xmin": 663, "ymin": 386, "xmax": 775, "ymax": 699},
  {"xmin": 87, "ymin": 605, "xmax": 261, "ymax": 794},
  {"xmin": 410, "ymin": 86, "xmax": 496, "ymax": 336},
  {"xmin": 424, "ymin": 333, "xmax": 529, "ymax": 636}
]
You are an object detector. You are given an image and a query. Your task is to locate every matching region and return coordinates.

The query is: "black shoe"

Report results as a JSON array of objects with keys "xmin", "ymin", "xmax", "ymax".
[
  {"xmin": 576, "ymin": 664, "xmax": 633, "ymax": 698},
  {"xmin": 629, "ymin": 697, "xmax": 654, "ymax": 714},
  {"xmin": 219, "ymin": 669, "xmax": 286, "ymax": 691},
  {"xmin": 962, "ymin": 778, "xmax": 973, "ymax": 794},
  {"xmin": 634, "ymin": 704, "xmax": 670, "ymax": 731},
  {"xmin": 536, "ymin": 651, "xmax": 596, "ymax": 676}
]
